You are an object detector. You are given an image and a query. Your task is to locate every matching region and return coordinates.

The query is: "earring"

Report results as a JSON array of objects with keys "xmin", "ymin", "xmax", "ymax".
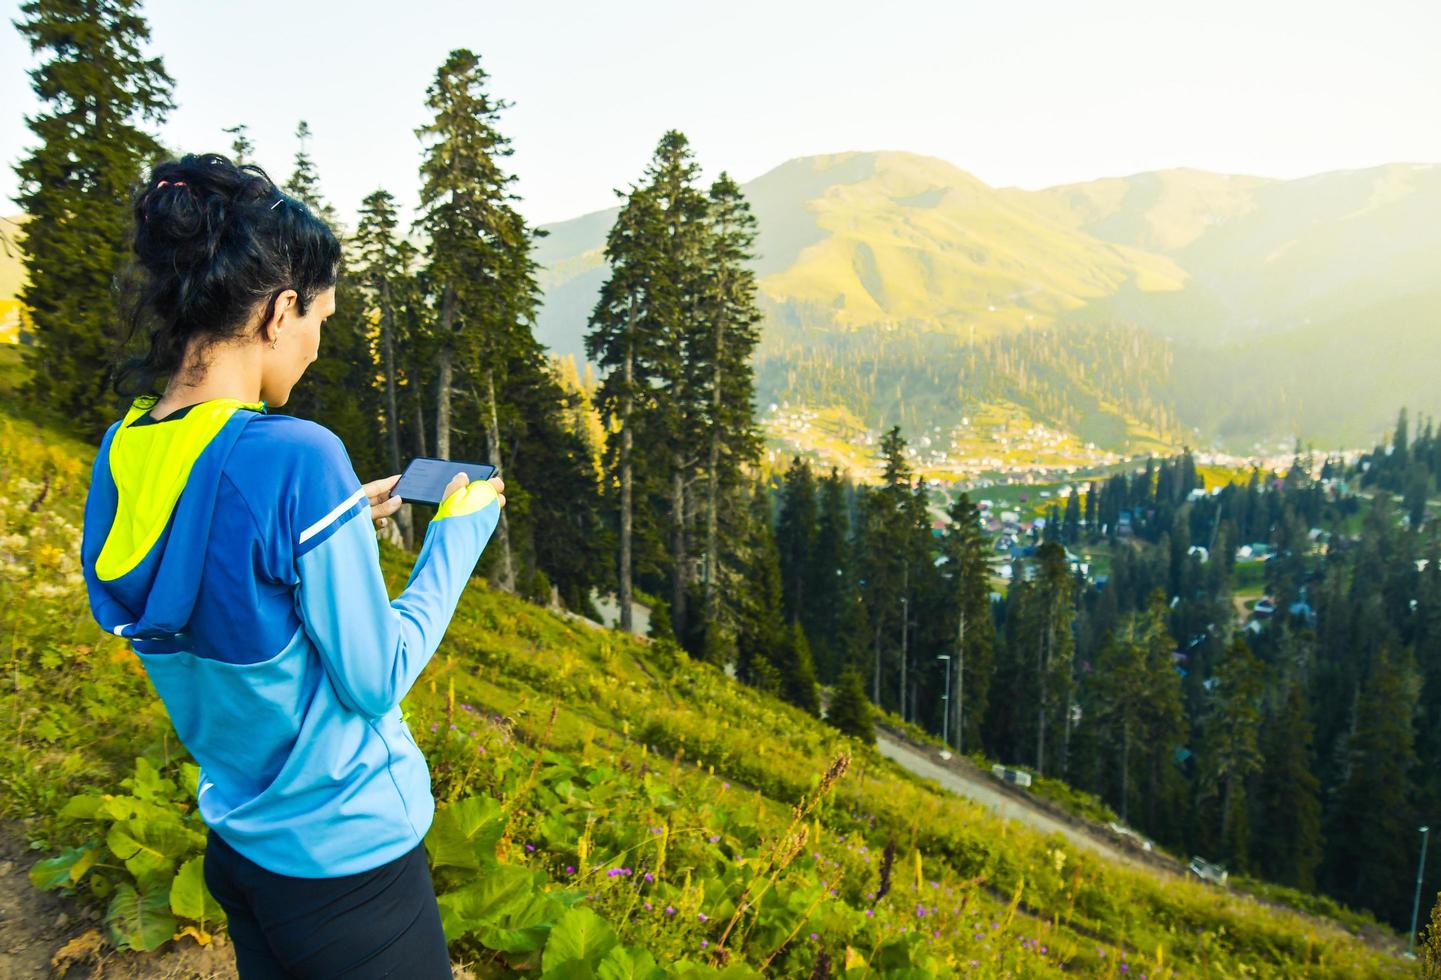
[{"xmin": 270, "ymin": 339, "xmax": 278, "ymax": 350}]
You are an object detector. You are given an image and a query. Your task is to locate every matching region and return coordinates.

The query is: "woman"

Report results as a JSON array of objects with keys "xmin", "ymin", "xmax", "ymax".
[{"xmin": 79, "ymin": 153, "xmax": 502, "ymax": 978}]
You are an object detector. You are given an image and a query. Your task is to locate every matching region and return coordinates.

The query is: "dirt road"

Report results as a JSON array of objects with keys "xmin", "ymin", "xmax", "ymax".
[{"xmin": 874, "ymin": 733, "xmax": 1164, "ymax": 873}]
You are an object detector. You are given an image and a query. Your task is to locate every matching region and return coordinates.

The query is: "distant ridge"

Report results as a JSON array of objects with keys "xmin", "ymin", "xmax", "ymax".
[{"xmin": 534, "ymin": 153, "xmax": 1441, "ymax": 449}]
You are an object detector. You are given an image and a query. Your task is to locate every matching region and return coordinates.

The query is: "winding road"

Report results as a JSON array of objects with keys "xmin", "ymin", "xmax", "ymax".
[{"xmin": 874, "ymin": 732, "xmax": 1163, "ymax": 873}]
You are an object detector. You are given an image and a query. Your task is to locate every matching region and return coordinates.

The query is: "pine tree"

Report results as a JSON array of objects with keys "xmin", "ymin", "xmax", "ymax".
[
  {"xmin": 734, "ymin": 483, "xmax": 786, "ymax": 692},
  {"xmin": 415, "ymin": 48, "xmax": 540, "ymax": 592},
  {"xmin": 1198, "ymin": 636, "xmax": 1266, "ymax": 870},
  {"xmin": 641, "ymin": 132, "xmax": 711, "ymax": 644},
  {"xmin": 776, "ymin": 456, "xmax": 819, "ymax": 624},
  {"xmin": 276, "ymin": 125, "xmax": 382, "ymax": 478},
  {"xmin": 587, "ymin": 186, "xmax": 664, "ymax": 635},
  {"xmin": 1254, "ymin": 678, "xmax": 1323, "ymax": 889},
  {"xmin": 940, "ymin": 492, "xmax": 996, "ymax": 753},
  {"xmin": 809, "ymin": 468, "xmax": 854, "ymax": 680},
  {"xmin": 777, "ymin": 621, "xmax": 821, "ymax": 716},
  {"xmin": 856, "ymin": 426, "xmax": 916, "ymax": 712},
  {"xmin": 1090, "ymin": 622, "xmax": 1149, "ymax": 824},
  {"xmin": 221, "ymin": 124, "xmax": 253, "ymax": 165},
  {"xmin": 828, "ymin": 669, "xmax": 875, "ymax": 744},
  {"xmin": 697, "ymin": 172, "xmax": 763, "ymax": 641},
  {"xmin": 15, "ymin": 0, "xmax": 173, "ymax": 437},
  {"xmin": 352, "ymin": 190, "xmax": 417, "ymax": 479},
  {"xmin": 1324, "ymin": 646, "xmax": 1420, "ymax": 925}
]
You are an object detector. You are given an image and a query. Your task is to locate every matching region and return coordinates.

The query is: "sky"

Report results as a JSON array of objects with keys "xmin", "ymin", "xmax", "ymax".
[{"xmin": 2, "ymin": 0, "xmax": 1439, "ymax": 229}]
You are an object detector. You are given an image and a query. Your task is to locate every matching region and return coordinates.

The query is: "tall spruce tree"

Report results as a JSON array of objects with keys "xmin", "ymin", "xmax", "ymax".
[
  {"xmin": 827, "ymin": 668, "xmax": 874, "ymax": 744},
  {"xmin": 1198, "ymin": 636, "xmax": 1266, "ymax": 870},
  {"xmin": 776, "ymin": 456, "xmax": 819, "ymax": 625},
  {"xmin": 940, "ymin": 492, "xmax": 996, "ymax": 753},
  {"xmin": 587, "ymin": 187, "xmax": 665, "ymax": 635},
  {"xmin": 857, "ymin": 426, "xmax": 913, "ymax": 710},
  {"xmin": 697, "ymin": 172, "xmax": 763, "ymax": 644},
  {"xmin": 1255, "ymin": 678, "xmax": 1323, "ymax": 889},
  {"xmin": 1324, "ymin": 646, "xmax": 1420, "ymax": 925},
  {"xmin": 809, "ymin": 467, "xmax": 855, "ymax": 680},
  {"xmin": 14, "ymin": 0, "xmax": 173, "ymax": 437},
  {"xmin": 415, "ymin": 48, "xmax": 538, "ymax": 592},
  {"xmin": 353, "ymin": 188, "xmax": 419, "ymax": 543},
  {"xmin": 277, "ymin": 124, "xmax": 382, "ymax": 478}
]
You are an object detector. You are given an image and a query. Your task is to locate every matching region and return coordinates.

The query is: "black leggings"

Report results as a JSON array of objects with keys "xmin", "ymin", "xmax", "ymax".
[{"xmin": 204, "ymin": 829, "xmax": 453, "ymax": 979}]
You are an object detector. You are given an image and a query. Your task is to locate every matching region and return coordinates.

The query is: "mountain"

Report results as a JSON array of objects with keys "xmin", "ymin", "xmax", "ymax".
[{"xmin": 534, "ymin": 154, "xmax": 1441, "ymax": 453}]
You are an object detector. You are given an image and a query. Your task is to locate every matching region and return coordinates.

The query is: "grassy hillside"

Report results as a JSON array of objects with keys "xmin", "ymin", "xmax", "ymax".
[
  {"xmin": 534, "ymin": 153, "xmax": 1441, "ymax": 452},
  {"xmin": 0, "ymin": 365, "xmax": 1411, "ymax": 976}
]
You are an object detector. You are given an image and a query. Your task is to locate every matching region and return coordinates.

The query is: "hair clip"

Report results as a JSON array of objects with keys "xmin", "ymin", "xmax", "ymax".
[
  {"xmin": 156, "ymin": 179, "xmax": 187, "ymax": 189},
  {"xmin": 270, "ymin": 198, "xmax": 284, "ymax": 211}
]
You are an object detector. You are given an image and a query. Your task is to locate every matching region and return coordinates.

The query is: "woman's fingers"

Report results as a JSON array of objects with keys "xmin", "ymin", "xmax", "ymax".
[
  {"xmin": 363, "ymin": 473, "xmax": 401, "ymax": 505},
  {"xmin": 489, "ymin": 476, "xmax": 506, "ymax": 509},
  {"xmin": 443, "ymin": 472, "xmax": 470, "ymax": 502}
]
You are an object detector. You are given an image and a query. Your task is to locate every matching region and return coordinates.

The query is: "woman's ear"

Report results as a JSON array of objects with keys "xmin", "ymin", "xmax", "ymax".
[{"xmin": 261, "ymin": 289, "xmax": 299, "ymax": 348}]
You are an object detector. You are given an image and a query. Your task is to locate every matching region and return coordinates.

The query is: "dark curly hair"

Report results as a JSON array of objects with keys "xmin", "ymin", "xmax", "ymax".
[{"xmin": 114, "ymin": 152, "xmax": 342, "ymax": 398}]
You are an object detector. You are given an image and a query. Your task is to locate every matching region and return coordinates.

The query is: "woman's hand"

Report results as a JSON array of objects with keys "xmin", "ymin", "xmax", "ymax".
[
  {"xmin": 363, "ymin": 474, "xmax": 404, "ymax": 530},
  {"xmin": 441, "ymin": 472, "xmax": 506, "ymax": 510},
  {"xmin": 364, "ymin": 472, "xmax": 508, "ymax": 531}
]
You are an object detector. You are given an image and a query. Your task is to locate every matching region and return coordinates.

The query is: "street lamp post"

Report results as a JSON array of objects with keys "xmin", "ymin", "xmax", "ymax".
[
  {"xmin": 937, "ymin": 655, "xmax": 951, "ymax": 748},
  {"xmin": 1411, "ymin": 824, "xmax": 1431, "ymax": 958}
]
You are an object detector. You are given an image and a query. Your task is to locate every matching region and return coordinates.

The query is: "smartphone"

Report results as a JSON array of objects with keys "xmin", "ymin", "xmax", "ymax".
[{"xmin": 393, "ymin": 457, "xmax": 498, "ymax": 506}]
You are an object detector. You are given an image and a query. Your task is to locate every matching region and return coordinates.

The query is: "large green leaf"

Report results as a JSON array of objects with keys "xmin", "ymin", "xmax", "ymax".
[
  {"xmin": 477, "ymin": 889, "xmax": 564, "ymax": 954},
  {"xmin": 124, "ymin": 757, "xmax": 176, "ymax": 803},
  {"xmin": 106, "ymin": 818, "xmax": 194, "ymax": 881},
  {"xmin": 106, "ymin": 881, "xmax": 176, "ymax": 952},
  {"xmin": 436, "ymin": 863, "xmax": 535, "ymax": 940},
  {"xmin": 426, "ymin": 795, "xmax": 505, "ymax": 871},
  {"xmin": 28, "ymin": 846, "xmax": 93, "ymax": 891},
  {"xmin": 596, "ymin": 945, "xmax": 666, "ymax": 980},
  {"xmin": 57, "ymin": 794, "xmax": 105, "ymax": 821},
  {"xmin": 541, "ymin": 906, "xmax": 618, "ymax": 976},
  {"xmin": 169, "ymin": 856, "xmax": 226, "ymax": 930}
]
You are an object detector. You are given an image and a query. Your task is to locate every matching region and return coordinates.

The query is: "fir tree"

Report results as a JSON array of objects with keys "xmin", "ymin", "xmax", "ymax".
[
  {"xmin": 697, "ymin": 172, "xmax": 763, "ymax": 641},
  {"xmin": 14, "ymin": 0, "xmax": 173, "ymax": 436},
  {"xmin": 415, "ymin": 48, "xmax": 540, "ymax": 592},
  {"xmin": 1198, "ymin": 636, "xmax": 1266, "ymax": 870},
  {"xmin": 828, "ymin": 669, "xmax": 875, "ymax": 744},
  {"xmin": 940, "ymin": 492, "xmax": 996, "ymax": 753},
  {"xmin": 776, "ymin": 456, "xmax": 819, "ymax": 625},
  {"xmin": 1255, "ymin": 678, "xmax": 1323, "ymax": 889},
  {"xmin": 1324, "ymin": 646, "xmax": 1420, "ymax": 925}
]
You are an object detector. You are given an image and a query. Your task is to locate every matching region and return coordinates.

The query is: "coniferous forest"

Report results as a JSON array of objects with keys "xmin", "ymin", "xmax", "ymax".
[{"xmin": 7, "ymin": 0, "xmax": 1441, "ymax": 975}]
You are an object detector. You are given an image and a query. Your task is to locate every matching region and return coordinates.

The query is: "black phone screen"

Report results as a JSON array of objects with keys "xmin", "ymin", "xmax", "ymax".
[{"xmin": 393, "ymin": 457, "xmax": 498, "ymax": 506}]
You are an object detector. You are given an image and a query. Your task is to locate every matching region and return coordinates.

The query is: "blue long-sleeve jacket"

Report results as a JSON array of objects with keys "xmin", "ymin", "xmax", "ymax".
[{"xmin": 80, "ymin": 395, "xmax": 500, "ymax": 877}]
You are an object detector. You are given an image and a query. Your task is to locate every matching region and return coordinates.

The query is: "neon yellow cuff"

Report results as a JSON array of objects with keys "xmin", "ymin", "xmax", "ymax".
[{"xmin": 434, "ymin": 479, "xmax": 498, "ymax": 521}]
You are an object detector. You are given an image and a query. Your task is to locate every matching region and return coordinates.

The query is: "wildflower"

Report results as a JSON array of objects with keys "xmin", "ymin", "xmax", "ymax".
[
  {"xmin": 866, "ymin": 909, "xmax": 874, "ymax": 917},
  {"xmin": 700, "ymin": 940, "xmax": 709, "ymax": 950},
  {"xmin": 565, "ymin": 865, "xmax": 575, "ymax": 875},
  {"xmin": 1041, "ymin": 945, "xmax": 1047, "ymax": 954},
  {"xmin": 643, "ymin": 902, "xmax": 652, "ymax": 911},
  {"xmin": 809, "ymin": 932, "xmax": 818, "ymax": 941},
  {"xmin": 708, "ymin": 834, "xmax": 720, "ymax": 843},
  {"xmin": 524, "ymin": 843, "xmax": 535, "ymax": 852},
  {"xmin": 698, "ymin": 912, "xmax": 708, "ymax": 922},
  {"xmin": 643, "ymin": 872, "xmax": 654, "ymax": 883},
  {"xmin": 915, "ymin": 904, "xmax": 926, "ymax": 918},
  {"xmin": 429, "ymin": 723, "xmax": 438, "ymax": 733},
  {"xmin": 1121, "ymin": 966, "xmax": 1128, "ymax": 974},
  {"xmin": 665, "ymin": 906, "xmax": 676, "ymax": 916}
]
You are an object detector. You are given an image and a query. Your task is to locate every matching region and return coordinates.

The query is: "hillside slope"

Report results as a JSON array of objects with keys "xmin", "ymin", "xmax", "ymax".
[{"xmin": 0, "ymin": 364, "xmax": 1411, "ymax": 977}]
